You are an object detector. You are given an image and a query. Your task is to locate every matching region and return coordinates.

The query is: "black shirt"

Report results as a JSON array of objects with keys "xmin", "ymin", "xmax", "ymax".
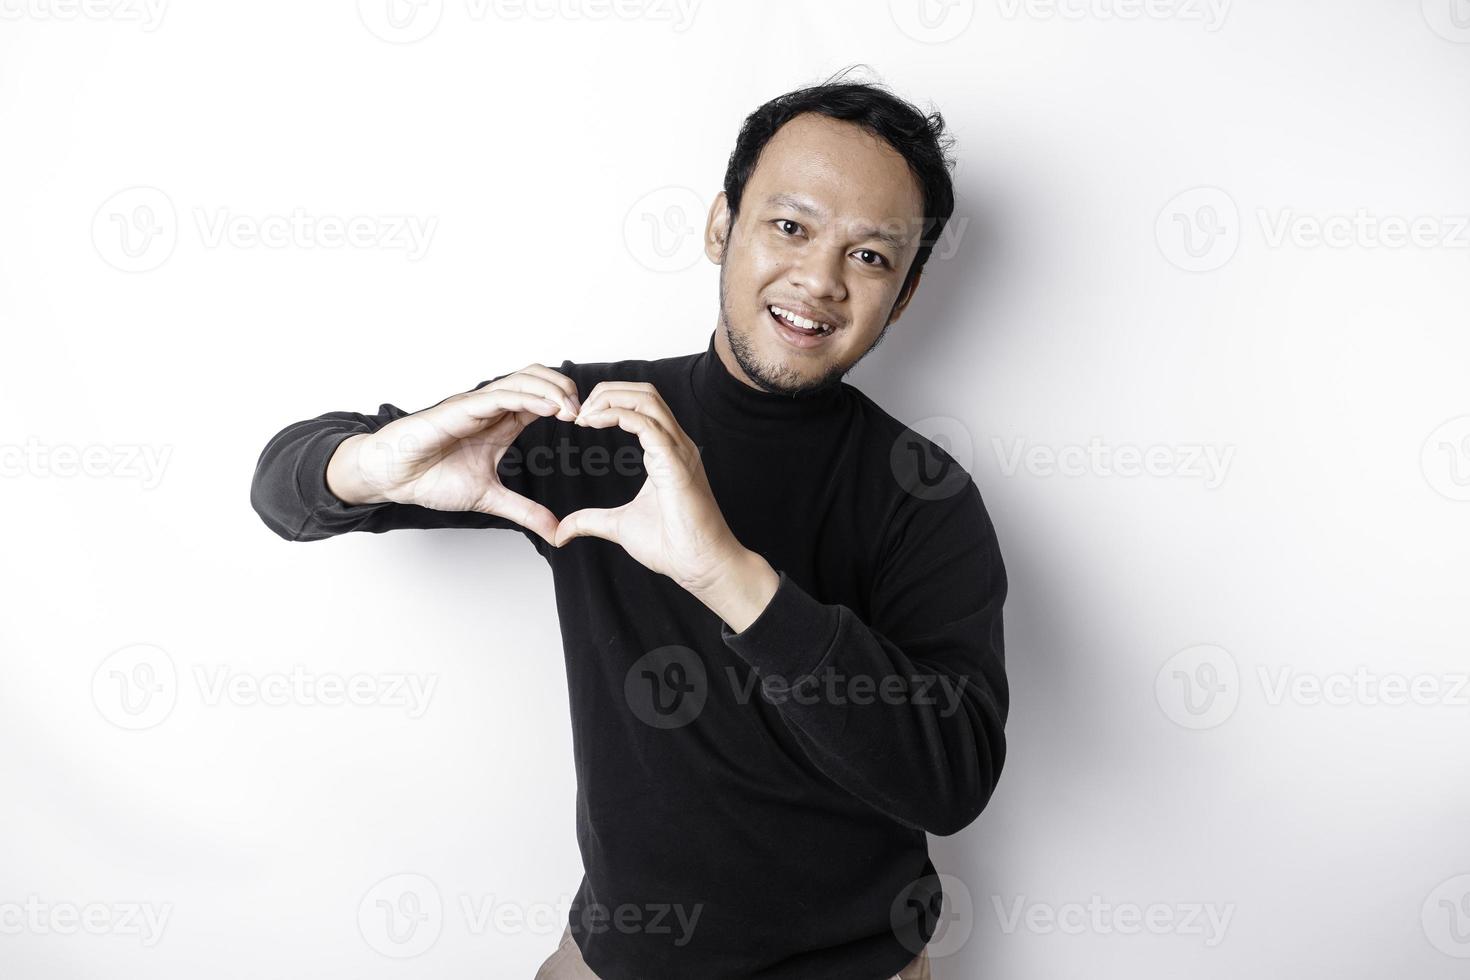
[{"xmin": 250, "ymin": 330, "xmax": 1009, "ymax": 979}]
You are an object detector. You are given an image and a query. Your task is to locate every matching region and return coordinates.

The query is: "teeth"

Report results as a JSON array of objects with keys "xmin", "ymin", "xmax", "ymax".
[{"xmin": 770, "ymin": 306, "xmax": 831, "ymax": 334}]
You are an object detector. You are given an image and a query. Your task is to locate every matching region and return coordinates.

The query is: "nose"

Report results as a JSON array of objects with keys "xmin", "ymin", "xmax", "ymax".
[{"xmin": 788, "ymin": 243, "xmax": 846, "ymax": 302}]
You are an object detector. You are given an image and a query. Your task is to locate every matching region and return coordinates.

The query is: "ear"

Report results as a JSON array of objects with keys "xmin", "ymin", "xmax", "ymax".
[
  {"xmin": 887, "ymin": 268, "xmax": 923, "ymax": 325},
  {"xmin": 705, "ymin": 191, "xmax": 732, "ymax": 265}
]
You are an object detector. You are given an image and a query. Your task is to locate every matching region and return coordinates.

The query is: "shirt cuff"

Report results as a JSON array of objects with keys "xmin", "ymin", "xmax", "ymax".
[
  {"xmin": 298, "ymin": 427, "xmax": 394, "ymax": 527},
  {"xmin": 719, "ymin": 570, "xmax": 843, "ymax": 677}
]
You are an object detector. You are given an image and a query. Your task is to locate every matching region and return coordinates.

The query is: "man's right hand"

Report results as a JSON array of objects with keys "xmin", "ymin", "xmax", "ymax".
[{"xmin": 325, "ymin": 364, "xmax": 581, "ymax": 546}]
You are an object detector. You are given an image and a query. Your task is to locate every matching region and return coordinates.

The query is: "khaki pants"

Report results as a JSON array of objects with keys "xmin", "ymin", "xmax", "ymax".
[{"xmin": 533, "ymin": 925, "xmax": 931, "ymax": 979}]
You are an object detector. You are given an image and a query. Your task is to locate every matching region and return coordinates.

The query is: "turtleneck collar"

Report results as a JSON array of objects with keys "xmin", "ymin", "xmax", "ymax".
[{"xmin": 688, "ymin": 329, "xmax": 849, "ymax": 430}]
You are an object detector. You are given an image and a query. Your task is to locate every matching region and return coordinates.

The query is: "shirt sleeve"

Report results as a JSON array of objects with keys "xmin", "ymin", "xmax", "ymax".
[
  {"xmin": 248, "ymin": 369, "xmax": 562, "ymax": 556},
  {"xmin": 719, "ymin": 477, "xmax": 1008, "ymax": 837}
]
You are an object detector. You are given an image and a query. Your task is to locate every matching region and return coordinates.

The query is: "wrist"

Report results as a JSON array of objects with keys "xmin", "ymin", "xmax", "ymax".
[
  {"xmin": 325, "ymin": 433, "xmax": 387, "ymax": 506},
  {"xmin": 688, "ymin": 546, "xmax": 779, "ymax": 634}
]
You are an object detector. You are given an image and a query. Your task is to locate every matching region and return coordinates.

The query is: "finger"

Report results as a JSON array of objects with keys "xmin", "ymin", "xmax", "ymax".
[
  {"xmin": 481, "ymin": 372, "xmax": 580, "ymax": 420},
  {"xmin": 426, "ymin": 389, "xmax": 563, "ymax": 441},
  {"xmin": 575, "ymin": 405, "xmax": 673, "ymax": 445},
  {"xmin": 477, "ymin": 486, "xmax": 562, "ymax": 546},
  {"xmin": 577, "ymin": 387, "xmax": 685, "ymax": 440},
  {"xmin": 553, "ymin": 506, "xmax": 621, "ymax": 548},
  {"xmin": 578, "ymin": 406, "xmax": 704, "ymax": 486},
  {"xmin": 514, "ymin": 364, "xmax": 582, "ymax": 412}
]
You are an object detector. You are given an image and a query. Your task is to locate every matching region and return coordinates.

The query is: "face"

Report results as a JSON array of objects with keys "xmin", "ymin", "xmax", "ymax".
[{"xmin": 704, "ymin": 112, "xmax": 928, "ymax": 395}]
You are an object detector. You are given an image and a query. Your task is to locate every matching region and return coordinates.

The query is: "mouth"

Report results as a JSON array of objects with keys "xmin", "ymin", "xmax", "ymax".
[{"xmin": 767, "ymin": 304, "xmax": 836, "ymax": 349}]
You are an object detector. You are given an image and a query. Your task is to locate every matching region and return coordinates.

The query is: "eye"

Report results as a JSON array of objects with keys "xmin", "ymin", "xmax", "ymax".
[
  {"xmin": 772, "ymin": 218, "xmax": 803, "ymax": 237},
  {"xmin": 854, "ymin": 248, "xmax": 889, "ymax": 268}
]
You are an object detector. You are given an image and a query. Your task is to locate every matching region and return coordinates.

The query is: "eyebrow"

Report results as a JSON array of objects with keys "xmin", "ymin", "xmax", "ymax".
[{"xmin": 764, "ymin": 193, "xmax": 912, "ymax": 252}]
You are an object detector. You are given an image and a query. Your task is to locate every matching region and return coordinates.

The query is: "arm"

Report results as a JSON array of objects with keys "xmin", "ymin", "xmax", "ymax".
[
  {"xmin": 249, "ymin": 366, "xmax": 576, "ymax": 546},
  {"xmin": 704, "ymin": 480, "xmax": 1009, "ymax": 837}
]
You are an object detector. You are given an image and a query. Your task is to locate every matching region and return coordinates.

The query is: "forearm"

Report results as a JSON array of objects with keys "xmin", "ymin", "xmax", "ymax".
[{"xmin": 717, "ymin": 569, "xmax": 1008, "ymax": 836}]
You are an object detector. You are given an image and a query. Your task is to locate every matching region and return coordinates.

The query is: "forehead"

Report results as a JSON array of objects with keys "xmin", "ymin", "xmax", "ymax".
[{"xmin": 745, "ymin": 112, "xmax": 926, "ymax": 238}]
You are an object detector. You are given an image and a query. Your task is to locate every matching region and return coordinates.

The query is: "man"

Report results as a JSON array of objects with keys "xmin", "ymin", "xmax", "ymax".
[{"xmin": 251, "ymin": 71, "xmax": 1008, "ymax": 980}]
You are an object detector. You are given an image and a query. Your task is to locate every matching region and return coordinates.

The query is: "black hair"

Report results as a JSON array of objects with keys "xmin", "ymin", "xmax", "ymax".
[{"xmin": 720, "ymin": 65, "xmax": 957, "ymax": 298}]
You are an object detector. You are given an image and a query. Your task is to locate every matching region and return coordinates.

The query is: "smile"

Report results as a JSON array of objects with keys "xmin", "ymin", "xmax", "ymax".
[{"xmin": 768, "ymin": 305, "xmax": 836, "ymax": 343}]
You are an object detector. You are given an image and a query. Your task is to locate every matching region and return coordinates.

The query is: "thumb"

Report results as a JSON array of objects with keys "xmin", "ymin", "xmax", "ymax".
[{"xmin": 554, "ymin": 506, "xmax": 621, "ymax": 549}]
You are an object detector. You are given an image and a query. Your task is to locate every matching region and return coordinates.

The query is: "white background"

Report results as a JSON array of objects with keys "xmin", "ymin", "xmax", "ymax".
[{"xmin": 2, "ymin": 1, "xmax": 1468, "ymax": 977}]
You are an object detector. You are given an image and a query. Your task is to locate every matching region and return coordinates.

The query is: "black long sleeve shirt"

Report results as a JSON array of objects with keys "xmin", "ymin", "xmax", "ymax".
[{"xmin": 250, "ymin": 330, "xmax": 1009, "ymax": 979}]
